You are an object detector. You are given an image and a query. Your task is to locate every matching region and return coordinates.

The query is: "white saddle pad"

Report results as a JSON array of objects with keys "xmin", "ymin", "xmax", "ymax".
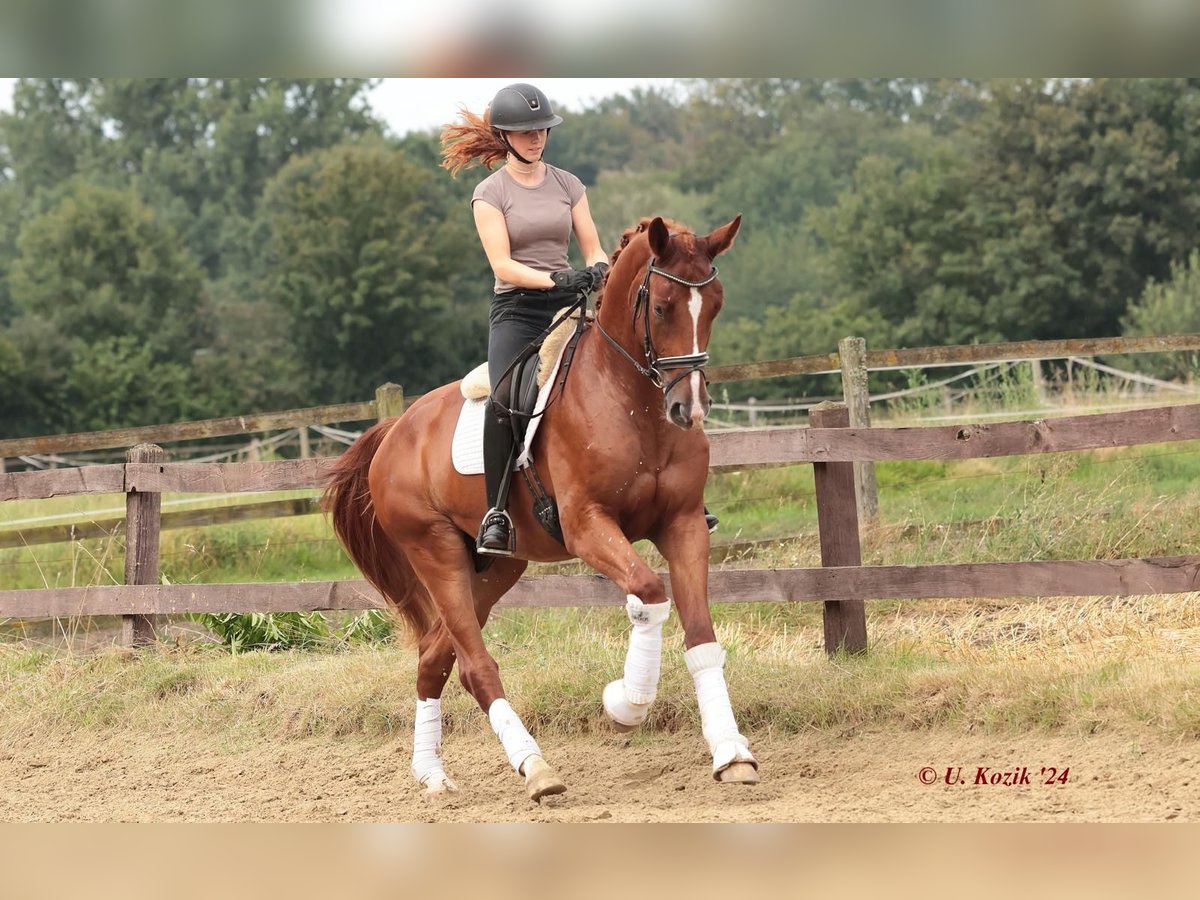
[{"xmin": 451, "ymin": 335, "xmax": 572, "ymax": 476}]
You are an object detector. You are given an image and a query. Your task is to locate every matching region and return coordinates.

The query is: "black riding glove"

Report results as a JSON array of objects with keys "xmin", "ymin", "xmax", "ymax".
[
  {"xmin": 584, "ymin": 261, "xmax": 610, "ymax": 291},
  {"xmin": 550, "ymin": 268, "xmax": 594, "ymax": 294}
]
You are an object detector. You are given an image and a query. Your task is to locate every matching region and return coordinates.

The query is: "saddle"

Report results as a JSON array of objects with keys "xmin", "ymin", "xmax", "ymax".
[
  {"xmin": 461, "ymin": 306, "xmax": 585, "ymax": 400},
  {"xmin": 453, "ymin": 308, "xmax": 589, "ymax": 546}
]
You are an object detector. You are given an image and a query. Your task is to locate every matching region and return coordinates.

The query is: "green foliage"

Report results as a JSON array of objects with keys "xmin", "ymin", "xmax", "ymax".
[
  {"xmin": 189, "ymin": 611, "xmax": 333, "ymax": 653},
  {"xmin": 9, "ymin": 182, "xmax": 206, "ymax": 361},
  {"xmin": 4, "ymin": 77, "xmax": 1200, "ymax": 438},
  {"xmin": 257, "ymin": 140, "xmax": 485, "ymax": 399},
  {"xmin": 189, "ymin": 609, "xmax": 395, "ymax": 652},
  {"xmin": 340, "ymin": 610, "xmax": 397, "ymax": 645},
  {"xmin": 1122, "ymin": 249, "xmax": 1200, "ymax": 379},
  {"xmin": 5, "ymin": 182, "xmax": 208, "ymax": 432}
]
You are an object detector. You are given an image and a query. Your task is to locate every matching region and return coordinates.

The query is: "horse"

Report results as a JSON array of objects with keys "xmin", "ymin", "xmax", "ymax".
[{"xmin": 323, "ymin": 214, "xmax": 758, "ymax": 802}]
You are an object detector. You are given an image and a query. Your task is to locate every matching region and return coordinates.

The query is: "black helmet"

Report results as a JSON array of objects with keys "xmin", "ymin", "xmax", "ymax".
[{"xmin": 489, "ymin": 83, "xmax": 563, "ymax": 131}]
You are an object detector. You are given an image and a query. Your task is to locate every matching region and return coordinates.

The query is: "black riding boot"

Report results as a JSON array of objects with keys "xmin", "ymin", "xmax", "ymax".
[
  {"xmin": 704, "ymin": 505, "xmax": 719, "ymax": 534},
  {"xmin": 477, "ymin": 404, "xmax": 518, "ymax": 556}
]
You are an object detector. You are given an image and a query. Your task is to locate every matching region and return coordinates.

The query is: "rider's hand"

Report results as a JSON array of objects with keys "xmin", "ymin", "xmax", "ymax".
[
  {"xmin": 584, "ymin": 261, "xmax": 609, "ymax": 291},
  {"xmin": 551, "ymin": 268, "xmax": 595, "ymax": 294}
]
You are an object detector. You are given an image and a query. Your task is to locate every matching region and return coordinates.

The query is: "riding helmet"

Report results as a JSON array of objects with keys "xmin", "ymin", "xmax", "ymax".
[{"xmin": 489, "ymin": 83, "xmax": 563, "ymax": 131}]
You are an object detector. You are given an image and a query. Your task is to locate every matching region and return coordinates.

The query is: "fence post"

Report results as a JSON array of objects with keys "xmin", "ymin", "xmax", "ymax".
[
  {"xmin": 809, "ymin": 402, "xmax": 868, "ymax": 656},
  {"xmin": 298, "ymin": 426, "xmax": 311, "ymax": 460},
  {"xmin": 1030, "ymin": 359, "xmax": 1047, "ymax": 407},
  {"xmin": 376, "ymin": 383, "xmax": 405, "ymax": 422},
  {"xmin": 747, "ymin": 397, "xmax": 757, "ymax": 427},
  {"xmin": 122, "ymin": 443, "xmax": 163, "ymax": 647},
  {"xmin": 838, "ymin": 336, "xmax": 878, "ymax": 521}
]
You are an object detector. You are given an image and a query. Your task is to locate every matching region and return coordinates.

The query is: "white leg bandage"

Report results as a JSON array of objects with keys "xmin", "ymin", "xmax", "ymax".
[
  {"xmin": 411, "ymin": 697, "xmax": 447, "ymax": 786},
  {"xmin": 685, "ymin": 642, "xmax": 757, "ymax": 777},
  {"xmin": 603, "ymin": 595, "xmax": 671, "ymax": 728},
  {"xmin": 488, "ymin": 698, "xmax": 541, "ymax": 773}
]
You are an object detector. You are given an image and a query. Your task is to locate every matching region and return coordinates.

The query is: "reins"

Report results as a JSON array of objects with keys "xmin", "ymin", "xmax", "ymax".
[{"xmin": 489, "ymin": 290, "xmax": 589, "ymax": 424}]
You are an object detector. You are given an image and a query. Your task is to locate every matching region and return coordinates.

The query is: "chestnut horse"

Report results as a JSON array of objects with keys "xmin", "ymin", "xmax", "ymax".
[{"xmin": 323, "ymin": 215, "xmax": 758, "ymax": 802}]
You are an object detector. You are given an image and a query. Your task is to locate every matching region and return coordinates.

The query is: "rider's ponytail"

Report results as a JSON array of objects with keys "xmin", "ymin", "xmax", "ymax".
[{"xmin": 439, "ymin": 106, "xmax": 509, "ymax": 177}]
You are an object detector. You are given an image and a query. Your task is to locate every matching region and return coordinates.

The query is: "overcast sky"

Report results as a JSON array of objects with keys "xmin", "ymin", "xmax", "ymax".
[{"xmin": 0, "ymin": 78, "xmax": 678, "ymax": 137}]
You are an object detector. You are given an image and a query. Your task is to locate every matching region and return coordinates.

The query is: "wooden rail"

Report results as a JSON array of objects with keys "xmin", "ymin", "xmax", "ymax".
[
  {"xmin": 0, "ymin": 497, "xmax": 321, "ymax": 549},
  {"xmin": 6, "ymin": 333, "xmax": 1198, "ymax": 459},
  {"xmin": 707, "ymin": 333, "xmax": 1200, "ymax": 383},
  {"xmin": 5, "ymin": 555, "xmax": 1198, "ymax": 619},
  {"xmin": 0, "ymin": 384, "xmax": 403, "ymax": 459},
  {"xmin": 7, "ymin": 403, "xmax": 1199, "ymax": 502}
]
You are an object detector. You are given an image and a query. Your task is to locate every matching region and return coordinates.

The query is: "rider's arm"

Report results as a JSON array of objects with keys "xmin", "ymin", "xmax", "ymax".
[
  {"xmin": 473, "ymin": 200, "xmax": 556, "ymax": 290},
  {"xmin": 571, "ymin": 193, "xmax": 608, "ymax": 268}
]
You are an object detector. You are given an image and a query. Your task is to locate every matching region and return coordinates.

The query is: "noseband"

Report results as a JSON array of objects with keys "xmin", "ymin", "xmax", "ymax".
[{"xmin": 595, "ymin": 258, "xmax": 718, "ymax": 394}]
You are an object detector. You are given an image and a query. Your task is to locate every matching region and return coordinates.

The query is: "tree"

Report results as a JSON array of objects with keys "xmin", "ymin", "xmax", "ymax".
[
  {"xmin": 257, "ymin": 141, "xmax": 486, "ymax": 402},
  {"xmin": 0, "ymin": 79, "xmax": 106, "ymax": 205},
  {"xmin": 964, "ymin": 78, "xmax": 1200, "ymax": 339},
  {"xmin": 0, "ymin": 78, "xmax": 384, "ymax": 277},
  {"xmin": 5, "ymin": 182, "xmax": 208, "ymax": 433}
]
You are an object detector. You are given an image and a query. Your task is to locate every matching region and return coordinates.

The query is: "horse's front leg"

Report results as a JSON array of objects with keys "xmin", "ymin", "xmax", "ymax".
[
  {"xmin": 561, "ymin": 508, "xmax": 671, "ymax": 733},
  {"xmin": 653, "ymin": 514, "xmax": 759, "ymax": 785}
]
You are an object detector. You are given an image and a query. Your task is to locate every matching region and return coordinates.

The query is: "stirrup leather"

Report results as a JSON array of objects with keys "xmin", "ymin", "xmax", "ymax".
[{"xmin": 476, "ymin": 508, "xmax": 516, "ymax": 557}]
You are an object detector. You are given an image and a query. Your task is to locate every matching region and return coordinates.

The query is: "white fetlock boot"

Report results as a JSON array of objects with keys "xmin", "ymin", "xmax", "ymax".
[
  {"xmin": 684, "ymin": 643, "xmax": 759, "ymax": 784},
  {"xmin": 411, "ymin": 698, "xmax": 459, "ymax": 801},
  {"xmin": 603, "ymin": 595, "xmax": 671, "ymax": 731},
  {"xmin": 489, "ymin": 698, "xmax": 566, "ymax": 802}
]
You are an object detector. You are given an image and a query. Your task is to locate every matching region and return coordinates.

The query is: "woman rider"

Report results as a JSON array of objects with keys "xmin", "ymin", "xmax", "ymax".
[{"xmin": 440, "ymin": 82, "xmax": 716, "ymax": 556}]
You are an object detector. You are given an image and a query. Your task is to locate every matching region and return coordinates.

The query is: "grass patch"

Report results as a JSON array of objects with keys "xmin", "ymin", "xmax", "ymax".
[{"xmin": 6, "ymin": 593, "xmax": 1200, "ymax": 745}]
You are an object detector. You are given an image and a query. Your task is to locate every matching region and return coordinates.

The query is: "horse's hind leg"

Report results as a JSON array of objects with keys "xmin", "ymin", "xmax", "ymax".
[
  {"xmin": 411, "ymin": 555, "xmax": 529, "ymax": 800},
  {"xmin": 411, "ymin": 622, "xmax": 461, "ymax": 800},
  {"xmin": 404, "ymin": 528, "xmax": 564, "ymax": 802}
]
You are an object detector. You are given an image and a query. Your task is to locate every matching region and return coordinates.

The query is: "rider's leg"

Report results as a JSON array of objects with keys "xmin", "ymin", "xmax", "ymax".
[
  {"xmin": 477, "ymin": 290, "xmax": 560, "ymax": 555},
  {"xmin": 478, "ymin": 401, "xmax": 518, "ymax": 554}
]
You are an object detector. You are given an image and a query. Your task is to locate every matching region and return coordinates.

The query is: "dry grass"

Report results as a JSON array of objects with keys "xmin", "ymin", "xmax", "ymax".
[{"xmin": 5, "ymin": 589, "xmax": 1200, "ymax": 747}]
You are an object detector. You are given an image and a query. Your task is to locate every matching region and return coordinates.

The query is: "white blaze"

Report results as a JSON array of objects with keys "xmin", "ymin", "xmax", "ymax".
[{"xmin": 688, "ymin": 288, "xmax": 705, "ymax": 422}]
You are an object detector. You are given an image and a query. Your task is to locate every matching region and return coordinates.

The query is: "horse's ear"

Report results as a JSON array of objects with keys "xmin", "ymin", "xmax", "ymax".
[
  {"xmin": 648, "ymin": 216, "xmax": 672, "ymax": 260},
  {"xmin": 703, "ymin": 214, "xmax": 742, "ymax": 259}
]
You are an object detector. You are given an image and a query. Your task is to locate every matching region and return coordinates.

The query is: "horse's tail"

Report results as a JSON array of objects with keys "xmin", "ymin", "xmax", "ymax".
[{"xmin": 322, "ymin": 420, "xmax": 434, "ymax": 639}]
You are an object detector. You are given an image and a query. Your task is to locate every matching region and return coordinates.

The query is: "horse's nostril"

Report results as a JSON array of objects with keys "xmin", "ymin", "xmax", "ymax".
[{"xmin": 668, "ymin": 401, "xmax": 692, "ymax": 428}]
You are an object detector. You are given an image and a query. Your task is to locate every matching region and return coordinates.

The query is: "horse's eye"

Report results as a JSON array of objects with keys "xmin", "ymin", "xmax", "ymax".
[{"xmin": 653, "ymin": 305, "xmax": 666, "ymax": 319}]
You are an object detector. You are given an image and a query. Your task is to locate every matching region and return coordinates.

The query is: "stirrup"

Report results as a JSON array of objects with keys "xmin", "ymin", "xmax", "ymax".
[{"xmin": 476, "ymin": 508, "xmax": 516, "ymax": 557}]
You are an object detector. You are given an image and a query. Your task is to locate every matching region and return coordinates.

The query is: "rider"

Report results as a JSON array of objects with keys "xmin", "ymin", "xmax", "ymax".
[
  {"xmin": 440, "ymin": 82, "xmax": 718, "ymax": 556},
  {"xmin": 441, "ymin": 82, "xmax": 609, "ymax": 555}
]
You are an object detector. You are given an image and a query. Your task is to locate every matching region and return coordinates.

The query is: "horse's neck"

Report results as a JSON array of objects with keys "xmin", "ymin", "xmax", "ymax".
[{"xmin": 565, "ymin": 326, "xmax": 675, "ymax": 437}]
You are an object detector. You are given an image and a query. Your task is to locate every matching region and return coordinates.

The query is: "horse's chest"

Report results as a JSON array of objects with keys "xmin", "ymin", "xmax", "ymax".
[{"xmin": 605, "ymin": 467, "xmax": 659, "ymax": 508}]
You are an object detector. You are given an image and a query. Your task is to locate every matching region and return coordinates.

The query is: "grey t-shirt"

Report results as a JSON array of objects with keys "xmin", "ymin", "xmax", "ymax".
[{"xmin": 471, "ymin": 164, "xmax": 586, "ymax": 294}]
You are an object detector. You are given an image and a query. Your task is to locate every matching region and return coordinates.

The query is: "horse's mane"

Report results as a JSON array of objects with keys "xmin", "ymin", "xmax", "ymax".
[
  {"xmin": 608, "ymin": 216, "xmax": 695, "ymax": 268},
  {"xmin": 600, "ymin": 217, "xmax": 697, "ymax": 312}
]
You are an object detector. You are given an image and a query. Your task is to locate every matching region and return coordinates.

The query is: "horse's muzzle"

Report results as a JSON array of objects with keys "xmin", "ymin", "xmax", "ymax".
[{"xmin": 667, "ymin": 394, "xmax": 711, "ymax": 429}]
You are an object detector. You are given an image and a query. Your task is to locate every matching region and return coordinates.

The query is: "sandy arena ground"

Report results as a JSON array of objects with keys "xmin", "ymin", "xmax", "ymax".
[{"xmin": 1, "ymin": 724, "xmax": 1195, "ymax": 822}]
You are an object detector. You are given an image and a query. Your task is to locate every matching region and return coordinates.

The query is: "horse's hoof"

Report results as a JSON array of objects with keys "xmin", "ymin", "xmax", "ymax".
[
  {"xmin": 522, "ymin": 754, "xmax": 567, "ymax": 803},
  {"xmin": 716, "ymin": 762, "xmax": 760, "ymax": 785},
  {"xmin": 608, "ymin": 719, "xmax": 639, "ymax": 734},
  {"xmin": 421, "ymin": 772, "xmax": 459, "ymax": 802}
]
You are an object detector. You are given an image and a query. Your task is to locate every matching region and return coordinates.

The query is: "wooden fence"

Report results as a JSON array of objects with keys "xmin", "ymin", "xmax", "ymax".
[
  {"xmin": 5, "ymin": 334, "xmax": 1200, "ymax": 463},
  {"xmin": 6, "ymin": 396, "xmax": 1200, "ymax": 654}
]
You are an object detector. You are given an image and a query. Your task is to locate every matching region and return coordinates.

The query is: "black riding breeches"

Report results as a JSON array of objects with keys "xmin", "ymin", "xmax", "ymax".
[
  {"xmin": 487, "ymin": 287, "xmax": 578, "ymax": 395},
  {"xmin": 482, "ymin": 287, "xmax": 576, "ymax": 513}
]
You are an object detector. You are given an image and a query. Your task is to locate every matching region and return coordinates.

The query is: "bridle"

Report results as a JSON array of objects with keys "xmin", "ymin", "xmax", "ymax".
[{"xmin": 594, "ymin": 257, "xmax": 718, "ymax": 394}]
